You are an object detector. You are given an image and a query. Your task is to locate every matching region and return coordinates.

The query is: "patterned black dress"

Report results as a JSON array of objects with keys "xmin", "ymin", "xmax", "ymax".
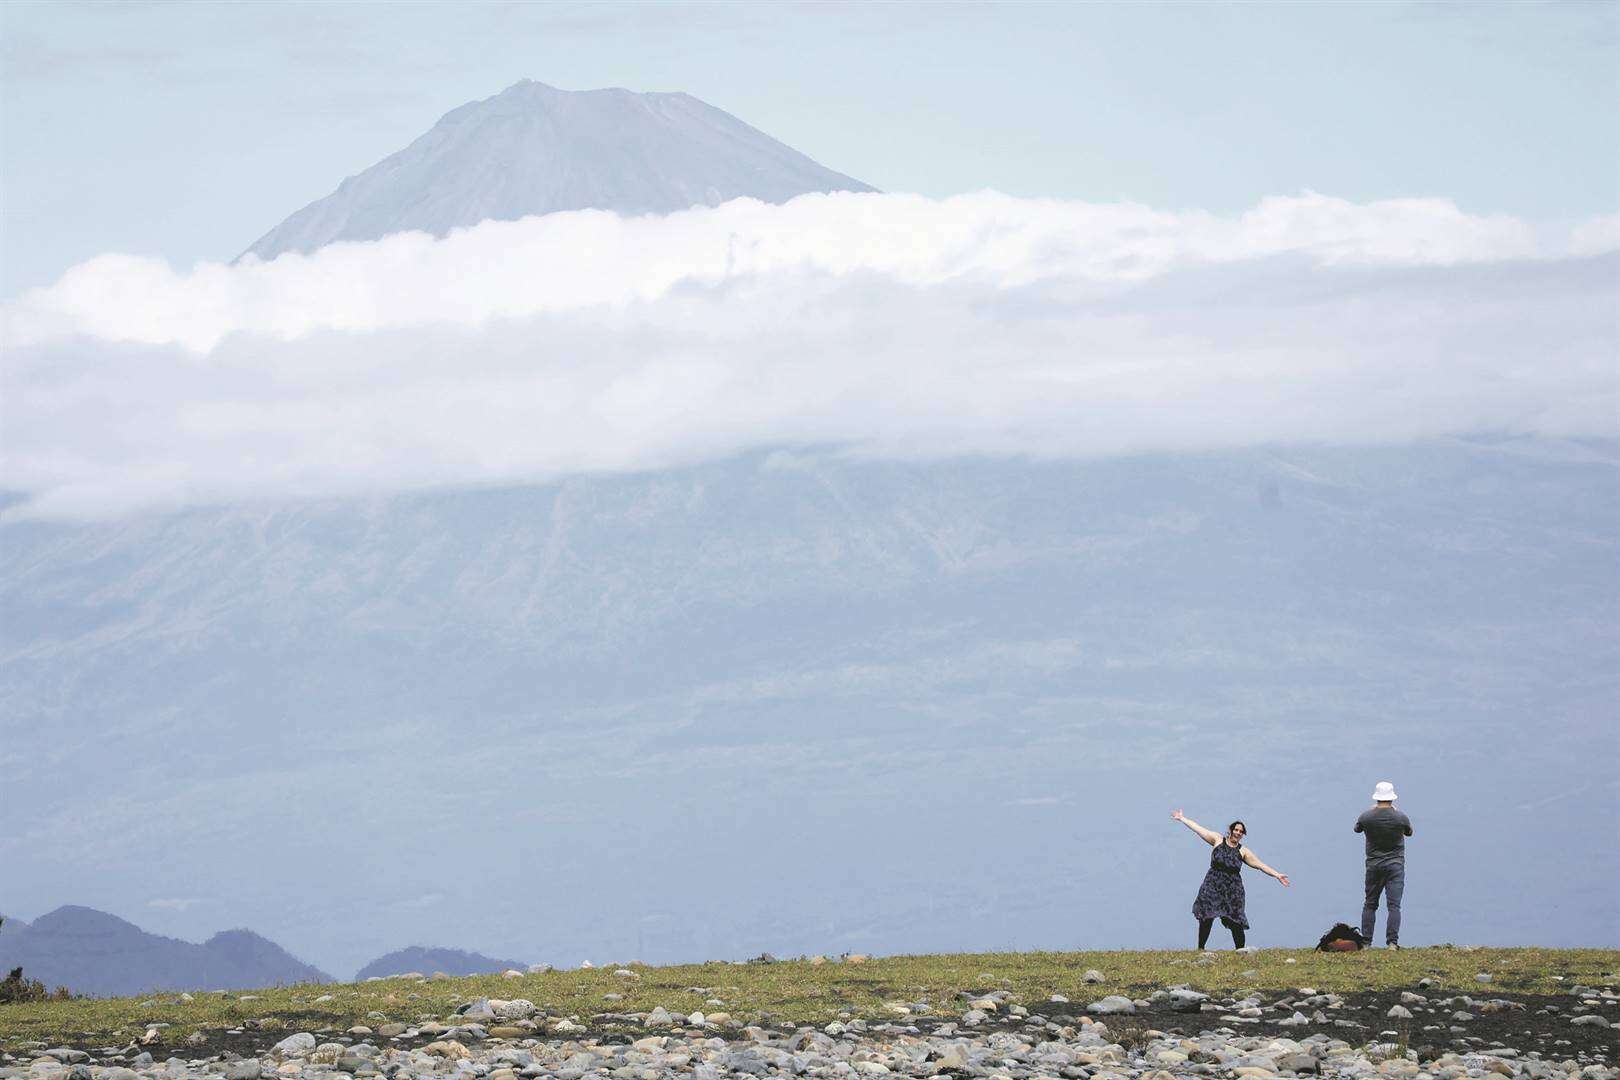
[{"xmin": 1191, "ymin": 839, "xmax": 1249, "ymax": 928}]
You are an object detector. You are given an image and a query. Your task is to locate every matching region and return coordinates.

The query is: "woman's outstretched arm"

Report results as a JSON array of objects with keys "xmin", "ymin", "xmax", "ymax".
[
  {"xmin": 1171, "ymin": 809, "xmax": 1221, "ymax": 846},
  {"xmin": 1241, "ymin": 847, "xmax": 1291, "ymax": 886}
]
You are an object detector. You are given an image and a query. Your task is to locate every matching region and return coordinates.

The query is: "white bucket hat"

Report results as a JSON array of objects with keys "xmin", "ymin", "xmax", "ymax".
[{"xmin": 1372, "ymin": 781, "xmax": 1398, "ymax": 801}]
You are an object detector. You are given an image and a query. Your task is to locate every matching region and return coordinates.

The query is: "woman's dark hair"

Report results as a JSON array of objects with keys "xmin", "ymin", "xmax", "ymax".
[{"xmin": 1228, "ymin": 820, "xmax": 1247, "ymax": 836}]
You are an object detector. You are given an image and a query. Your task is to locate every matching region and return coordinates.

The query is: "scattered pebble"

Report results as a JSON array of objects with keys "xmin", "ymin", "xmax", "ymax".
[{"xmin": 9, "ymin": 973, "xmax": 1615, "ymax": 1080}]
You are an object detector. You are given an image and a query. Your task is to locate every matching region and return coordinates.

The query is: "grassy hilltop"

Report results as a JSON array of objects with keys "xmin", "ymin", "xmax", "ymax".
[{"xmin": 4, "ymin": 947, "xmax": 1617, "ymax": 1052}]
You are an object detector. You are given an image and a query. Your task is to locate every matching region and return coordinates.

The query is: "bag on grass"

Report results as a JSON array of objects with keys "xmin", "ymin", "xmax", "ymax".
[{"xmin": 1315, "ymin": 922, "xmax": 1368, "ymax": 951}]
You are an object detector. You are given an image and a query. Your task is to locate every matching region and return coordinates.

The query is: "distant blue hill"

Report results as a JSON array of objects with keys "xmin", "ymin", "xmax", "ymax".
[
  {"xmin": 0, "ymin": 906, "xmax": 330, "ymax": 996},
  {"xmin": 355, "ymin": 946, "xmax": 527, "ymax": 980}
]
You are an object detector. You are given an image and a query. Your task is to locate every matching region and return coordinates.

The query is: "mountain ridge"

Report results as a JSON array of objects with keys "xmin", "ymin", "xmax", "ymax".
[
  {"xmin": 0, "ymin": 905, "xmax": 332, "ymax": 996},
  {"xmin": 5, "ymin": 440, "xmax": 1616, "ymax": 972}
]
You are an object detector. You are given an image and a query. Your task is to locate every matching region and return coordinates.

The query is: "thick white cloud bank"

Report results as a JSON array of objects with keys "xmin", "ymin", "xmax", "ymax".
[{"xmin": 3, "ymin": 191, "xmax": 1616, "ymax": 518}]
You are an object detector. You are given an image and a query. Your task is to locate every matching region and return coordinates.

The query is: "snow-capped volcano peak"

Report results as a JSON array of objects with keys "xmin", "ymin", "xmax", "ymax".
[{"xmin": 240, "ymin": 79, "xmax": 876, "ymax": 260}]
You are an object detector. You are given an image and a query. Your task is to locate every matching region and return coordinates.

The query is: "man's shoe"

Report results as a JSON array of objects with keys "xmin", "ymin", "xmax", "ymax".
[{"xmin": 1386, "ymin": 943, "xmax": 1403, "ymax": 951}]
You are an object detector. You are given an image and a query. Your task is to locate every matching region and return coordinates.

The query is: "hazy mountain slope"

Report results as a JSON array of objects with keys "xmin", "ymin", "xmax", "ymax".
[
  {"xmin": 241, "ymin": 80, "xmax": 876, "ymax": 260},
  {"xmin": 4, "ymin": 440, "xmax": 1617, "ymax": 972},
  {"xmin": 355, "ymin": 946, "xmax": 527, "ymax": 980},
  {"xmin": 0, "ymin": 907, "xmax": 330, "ymax": 996}
]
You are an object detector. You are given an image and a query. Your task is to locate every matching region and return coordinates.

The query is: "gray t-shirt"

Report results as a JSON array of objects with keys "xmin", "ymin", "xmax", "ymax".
[{"xmin": 1355, "ymin": 806, "xmax": 1412, "ymax": 866}]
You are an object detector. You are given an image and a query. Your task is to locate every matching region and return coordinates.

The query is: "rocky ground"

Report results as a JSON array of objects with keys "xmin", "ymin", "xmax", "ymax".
[{"xmin": 4, "ymin": 976, "xmax": 1613, "ymax": 1080}]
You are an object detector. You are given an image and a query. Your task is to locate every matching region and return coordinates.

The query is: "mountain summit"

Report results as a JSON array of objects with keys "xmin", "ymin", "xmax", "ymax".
[{"xmin": 241, "ymin": 80, "xmax": 876, "ymax": 260}]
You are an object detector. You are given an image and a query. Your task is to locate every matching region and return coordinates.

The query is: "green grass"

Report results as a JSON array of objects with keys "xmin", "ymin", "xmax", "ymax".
[{"xmin": 3, "ymin": 947, "xmax": 1615, "ymax": 1052}]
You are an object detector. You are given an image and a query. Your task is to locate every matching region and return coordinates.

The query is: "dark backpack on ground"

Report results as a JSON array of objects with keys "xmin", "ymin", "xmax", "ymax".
[{"xmin": 1315, "ymin": 923, "xmax": 1368, "ymax": 951}]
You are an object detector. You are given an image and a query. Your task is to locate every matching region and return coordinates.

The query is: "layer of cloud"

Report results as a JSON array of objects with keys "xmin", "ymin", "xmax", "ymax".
[{"xmin": 2, "ymin": 191, "xmax": 1616, "ymax": 519}]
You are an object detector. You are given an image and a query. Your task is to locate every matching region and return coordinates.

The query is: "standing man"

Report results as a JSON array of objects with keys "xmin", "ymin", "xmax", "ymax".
[{"xmin": 1355, "ymin": 781, "xmax": 1412, "ymax": 949}]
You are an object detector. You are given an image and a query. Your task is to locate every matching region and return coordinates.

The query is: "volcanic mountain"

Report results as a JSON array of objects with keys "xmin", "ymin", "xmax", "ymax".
[
  {"xmin": 6, "ymin": 80, "xmax": 1615, "ymax": 974},
  {"xmin": 241, "ymin": 79, "xmax": 876, "ymax": 260}
]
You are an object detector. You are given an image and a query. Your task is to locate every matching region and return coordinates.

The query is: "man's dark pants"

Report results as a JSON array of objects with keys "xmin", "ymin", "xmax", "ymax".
[{"xmin": 1361, "ymin": 863, "xmax": 1405, "ymax": 946}]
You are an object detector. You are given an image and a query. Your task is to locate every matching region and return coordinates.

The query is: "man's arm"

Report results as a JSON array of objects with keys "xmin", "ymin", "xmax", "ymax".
[{"xmin": 1402, "ymin": 814, "xmax": 1413, "ymax": 837}]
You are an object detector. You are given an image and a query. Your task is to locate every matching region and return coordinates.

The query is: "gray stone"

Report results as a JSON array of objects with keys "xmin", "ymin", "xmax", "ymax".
[
  {"xmin": 1169, "ymin": 990, "xmax": 1210, "ymax": 1013},
  {"xmin": 42, "ymin": 1051, "xmax": 88, "ymax": 1065},
  {"xmin": 1389, "ymin": 1006, "xmax": 1415, "ymax": 1019},
  {"xmin": 1232, "ymin": 1054, "xmax": 1280, "ymax": 1072},
  {"xmin": 1087, "ymin": 995, "xmax": 1136, "ymax": 1015},
  {"xmin": 272, "ymin": 1033, "xmax": 317, "ymax": 1057}
]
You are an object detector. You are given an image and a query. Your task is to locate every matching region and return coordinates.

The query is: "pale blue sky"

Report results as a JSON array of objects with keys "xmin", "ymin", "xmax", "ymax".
[{"xmin": 1, "ymin": 0, "xmax": 1615, "ymax": 297}]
